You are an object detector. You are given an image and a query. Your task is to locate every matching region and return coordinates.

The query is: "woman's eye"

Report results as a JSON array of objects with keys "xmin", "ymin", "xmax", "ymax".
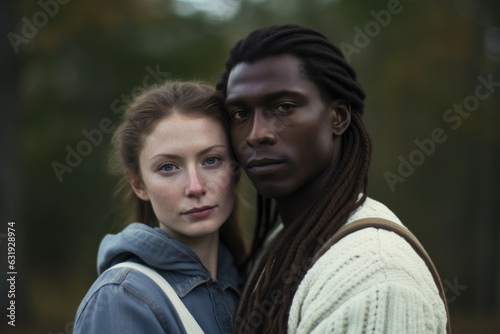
[
  {"xmin": 160, "ymin": 164, "xmax": 177, "ymax": 172},
  {"xmin": 274, "ymin": 103, "xmax": 294, "ymax": 114},
  {"xmin": 204, "ymin": 156, "xmax": 221, "ymax": 166}
]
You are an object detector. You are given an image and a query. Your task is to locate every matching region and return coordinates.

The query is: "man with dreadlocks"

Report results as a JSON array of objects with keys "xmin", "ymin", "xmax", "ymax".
[{"xmin": 217, "ymin": 24, "xmax": 449, "ymax": 333}]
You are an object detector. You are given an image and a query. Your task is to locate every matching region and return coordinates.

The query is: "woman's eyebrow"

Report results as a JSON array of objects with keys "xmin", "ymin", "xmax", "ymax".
[
  {"xmin": 196, "ymin": 144, "xmax": 226, "ymax": 157},
  {"xmin": 150, "ymin": 145, "xmax": 226, "ymax": 161}
]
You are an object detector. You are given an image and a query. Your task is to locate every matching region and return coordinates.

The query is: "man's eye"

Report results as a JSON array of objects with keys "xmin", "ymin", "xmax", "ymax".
[
  {"xmin": 274, "ymin": 103, "xmax": 295, "ymax": 114},
  {"xmin": 233, "ymin": 110, "xmax": 250, "ymax": 120},
  {"xmin": 160, "ymin": 164, "xmax": 177, "ymax": 172}
]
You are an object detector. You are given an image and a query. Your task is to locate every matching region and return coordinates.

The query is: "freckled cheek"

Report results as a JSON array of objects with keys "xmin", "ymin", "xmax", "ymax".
[
  {"xmin": 148, "ymin": 183, "xmax": 181, "ymax": 209},
  {"xmin": 217, "ymin": 176, "xmax": 235, "ymax": 218},
  {"xmin": 207, "ymin": 170, "xmax": 234, "ymax": 195},
  {"xmin": 204, "ymin": 171, "xmax": 233, "ymax": 207}
]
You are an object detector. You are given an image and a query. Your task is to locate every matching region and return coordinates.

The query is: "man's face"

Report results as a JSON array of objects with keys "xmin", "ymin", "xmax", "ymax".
[{"xmin": 225, "ymin": 54, "xmax": 339, "ymax": 199}]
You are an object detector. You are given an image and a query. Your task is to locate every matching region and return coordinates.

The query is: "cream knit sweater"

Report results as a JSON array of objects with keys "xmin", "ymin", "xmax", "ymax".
[{"xmin": 286, "ymin": 197, "xmax": 448, "ymax": 333}]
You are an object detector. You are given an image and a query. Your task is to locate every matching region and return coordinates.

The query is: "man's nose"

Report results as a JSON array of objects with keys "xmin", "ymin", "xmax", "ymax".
[{"xmin": 246, "ymin": 111, "xmax": 277, "ymax": 148}]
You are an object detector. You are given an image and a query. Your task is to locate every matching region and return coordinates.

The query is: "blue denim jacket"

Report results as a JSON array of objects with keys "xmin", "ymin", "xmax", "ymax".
[{"xmin": 74, "ymin": 223, "xmax": 243, "ymax": 333}]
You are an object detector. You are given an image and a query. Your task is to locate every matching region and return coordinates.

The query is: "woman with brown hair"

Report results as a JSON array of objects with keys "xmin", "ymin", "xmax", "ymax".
[{"xmin": 74, "ymin": 81, "xmax": 243, "ymax": 333}]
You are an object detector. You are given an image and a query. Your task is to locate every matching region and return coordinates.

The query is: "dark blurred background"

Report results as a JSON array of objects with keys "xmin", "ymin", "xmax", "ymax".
[{"xmin": 1, "ymin": 0, "xmax": 499, "ymax": 333}]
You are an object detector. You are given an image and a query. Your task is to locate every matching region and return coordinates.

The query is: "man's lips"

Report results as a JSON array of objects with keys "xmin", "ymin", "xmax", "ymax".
[
  {"xmin": 245, "ymin": 157, "xmax": 285, "ymax": 175},
  {"xmin": 182, "ymin": 206, "xmax": 216, "ymax": 218}
]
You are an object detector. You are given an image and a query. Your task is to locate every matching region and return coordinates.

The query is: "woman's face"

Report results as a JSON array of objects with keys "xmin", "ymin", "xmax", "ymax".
[{"xmin": 130, "ymin": 113, "xmax": 235, "ymax": 241}]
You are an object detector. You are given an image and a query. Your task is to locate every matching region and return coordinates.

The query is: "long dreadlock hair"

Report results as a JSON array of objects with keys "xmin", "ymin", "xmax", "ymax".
[{"xmin": 216, "ymin": 24, "xmax": 372, "ymax": 333}]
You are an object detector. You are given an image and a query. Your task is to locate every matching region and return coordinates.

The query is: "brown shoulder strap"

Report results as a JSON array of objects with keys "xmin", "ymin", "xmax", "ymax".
[{"xmin": 313, "ymin": 217, "xmax": 451, "ymax": 333}]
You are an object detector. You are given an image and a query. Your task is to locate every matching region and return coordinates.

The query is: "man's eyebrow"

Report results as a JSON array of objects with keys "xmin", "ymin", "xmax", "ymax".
[
  {"xmin": 225, "ymin": 90, "xmax": 303, "ymax": 106},
  {"xmin": 263, "ymin": 90, "xmax": 302, "ymax": 101}
]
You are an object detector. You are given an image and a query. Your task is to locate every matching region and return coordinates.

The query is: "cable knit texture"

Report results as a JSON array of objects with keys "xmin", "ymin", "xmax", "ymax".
[{"xmin": 287, "ymin": 197, "xmax": 447, "ymax": 333}]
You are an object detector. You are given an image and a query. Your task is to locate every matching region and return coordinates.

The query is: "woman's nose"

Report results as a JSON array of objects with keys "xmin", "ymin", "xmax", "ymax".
[{"xmin": 185, "ymin": 168, "xmax": 206, "ymax": 198}]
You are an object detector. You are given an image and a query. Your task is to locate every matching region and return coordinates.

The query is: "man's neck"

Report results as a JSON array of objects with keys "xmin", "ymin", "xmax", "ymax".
[{"xmin": 276, "ymin": 149, "xmax": 342, "ymax": 227}]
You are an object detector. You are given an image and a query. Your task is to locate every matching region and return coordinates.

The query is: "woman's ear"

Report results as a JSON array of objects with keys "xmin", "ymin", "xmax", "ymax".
[
  {"xmin": 329, "ymin": 100, "xmax": 351, "ymax": 136},
  {"xmin": 126, "ymin": 172, "xmax": 150, "ymax": 201}
]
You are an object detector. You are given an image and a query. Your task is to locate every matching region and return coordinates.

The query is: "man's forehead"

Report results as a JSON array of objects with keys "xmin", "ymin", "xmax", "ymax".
[
  {"xmin": 229, "ymin": 55, "xmax": 304, "ymax": 79},
  {"xmin": 226, "ymin": 55, "xmax": 311, "ymax": 100}
]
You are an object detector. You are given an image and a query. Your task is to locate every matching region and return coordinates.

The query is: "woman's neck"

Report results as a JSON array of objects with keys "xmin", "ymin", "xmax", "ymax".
[
  {"xmin": 187, "ymin": 232, "xmax": 220, "ymax": 279},
  {"xmin": 165, "ymin": 228, "xmax": 220, "ymax": 279}
]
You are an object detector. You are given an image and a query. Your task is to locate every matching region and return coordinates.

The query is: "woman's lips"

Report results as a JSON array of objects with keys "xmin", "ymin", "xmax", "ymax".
[{"xmin": 182, "ymin": 206, "xmax": 215, "ymax": 219}]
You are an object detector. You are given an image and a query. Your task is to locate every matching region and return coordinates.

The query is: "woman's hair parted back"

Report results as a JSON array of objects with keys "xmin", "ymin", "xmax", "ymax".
[
  {"xmin": 217, "ymin": 24, "xmax": 372, "ymax": 333},
  {"xmin": 109, "ymin": 81, "xmax": 231, "ymax": 227}
]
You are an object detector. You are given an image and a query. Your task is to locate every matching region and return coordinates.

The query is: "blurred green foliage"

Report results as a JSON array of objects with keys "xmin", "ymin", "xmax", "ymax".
[{"xmin": 2, "ymin": 0, "xmax": 499, "ymax": 332}]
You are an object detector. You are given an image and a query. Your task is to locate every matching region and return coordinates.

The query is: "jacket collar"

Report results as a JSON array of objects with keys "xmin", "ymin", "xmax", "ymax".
[{"xmin": 98, "ymin": 223, "xmax": 243, "ymax": 297}]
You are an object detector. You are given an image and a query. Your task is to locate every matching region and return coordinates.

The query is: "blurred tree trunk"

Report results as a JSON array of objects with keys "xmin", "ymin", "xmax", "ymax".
[
  {"xmin": 486, "ymin": 0, "xmax": 500, "ymax": 314},
  {"xmin": 471, "ymin": 0, "xmax": 500, "ymax": 314}
]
